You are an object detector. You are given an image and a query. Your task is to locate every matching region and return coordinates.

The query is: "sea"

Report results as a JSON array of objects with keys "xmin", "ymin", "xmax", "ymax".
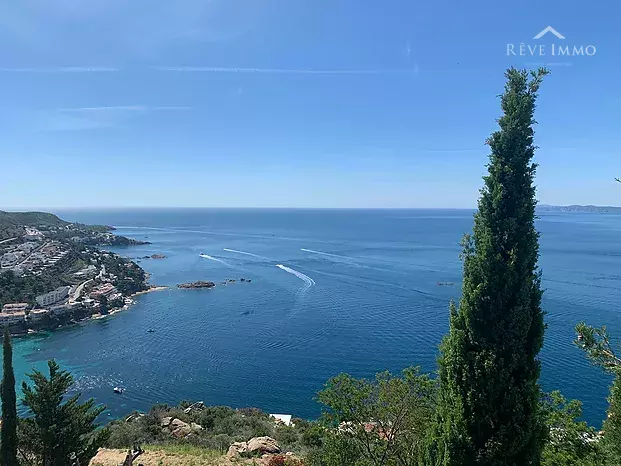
[{"xmin": 7, "ymin": 209, "xmax": 621, "ymax": 427}]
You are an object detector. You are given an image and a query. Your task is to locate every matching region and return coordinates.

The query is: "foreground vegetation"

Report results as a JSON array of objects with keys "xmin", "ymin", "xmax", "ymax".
[{"xmin": 1, "ymin": 68, "xmax": 619, "ymax": 465}]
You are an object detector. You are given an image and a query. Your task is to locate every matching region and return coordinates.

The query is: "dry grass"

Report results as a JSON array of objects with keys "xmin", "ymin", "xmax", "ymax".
[{"xmin": 90, "ymin": 445, "xmax": 287, "ymax": 466}]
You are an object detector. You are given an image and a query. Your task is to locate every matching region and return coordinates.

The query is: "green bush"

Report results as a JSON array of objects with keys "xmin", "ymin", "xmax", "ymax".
[{"xmin": 104, "ymin": 402, "xmax": 322, "ymax": 455}]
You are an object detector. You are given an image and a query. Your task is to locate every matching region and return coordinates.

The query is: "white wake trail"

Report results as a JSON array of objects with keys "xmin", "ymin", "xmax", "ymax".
[
  {"xmin": 276, "ymin": 264, "xmax": 315, "ymax": 288},
  {"xmin": 223, "ymin": 248, "xmax": 268, "ymax": 259},
  {"xmin": 301, "ymin": 248, "xmax": 353, "ymax": 260},
  {"xmin": 199, "ymin": 254, "xmax": 229, "ymax": 266}
]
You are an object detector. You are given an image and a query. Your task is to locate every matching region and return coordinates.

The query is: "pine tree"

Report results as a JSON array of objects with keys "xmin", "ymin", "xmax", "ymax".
[
  {"xmin": 430, "ymin": 68, "xmax": 548, "ymax": 466},
  {"xmin": 20, "ymin": 359, "xmax": 108, "ymax": 466},
  {"xmin": 603, "ymin": 375, "xmax": 621, "ymax": 464},
  {"xmin": 1, "ymin": 327, "xmax": 19, "ymax": 466},
  {"xmin": 575, "ymin": 323, "xmax": 621, "ymax": 464}
]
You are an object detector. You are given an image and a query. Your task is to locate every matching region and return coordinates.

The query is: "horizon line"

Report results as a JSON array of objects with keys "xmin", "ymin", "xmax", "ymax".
[{"xmin": 2, "ymin": 204, "xmax": 620, "ymax": 212}]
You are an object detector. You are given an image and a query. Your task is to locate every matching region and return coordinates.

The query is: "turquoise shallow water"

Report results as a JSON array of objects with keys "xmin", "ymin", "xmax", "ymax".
[{"xmin": 6, "ymin": 209, "xmax": 621, "ymax": 426}]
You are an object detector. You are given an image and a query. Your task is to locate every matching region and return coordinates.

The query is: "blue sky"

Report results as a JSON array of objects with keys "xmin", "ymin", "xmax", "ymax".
[{"xmin": 0, "ymin": 0, "xmax": 619, "ymax": 208}]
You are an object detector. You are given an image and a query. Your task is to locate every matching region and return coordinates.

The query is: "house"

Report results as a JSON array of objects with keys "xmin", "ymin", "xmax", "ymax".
[
  {"xmin": 36, "ymin": 286, "xmax": 71, "ymax": 307},
  {"xmin": 24, "ymin": 227, "xmax": 43, "ymax": 240},
  {"xmin": 0, "ymin": 311, "xmax": 26, "ymax": 325},
  {"xmin": 27, "ymin": 309, "xmax": 50, "ymax": 321},
  {"xmin": 89, "ymin": 283, "xmax": 117, "ymax": 299},
  {"xmin": 2, "ymin": 303, "xmax": 29, "ymax": 313},
  {"xmin": 270, "ymin": 414, "xmax": 293, "ymax": 427},
  {"xmin": 74, "ymin": 265, "xmax": 97, "ymax": 278}
]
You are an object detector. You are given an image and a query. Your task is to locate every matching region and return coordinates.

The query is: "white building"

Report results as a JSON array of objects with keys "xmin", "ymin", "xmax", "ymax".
[
  {"xmin": 24, "ymin": 227, "xmax": 43, "ymax": 240},
  {"xmin": 27, "ymin": 309, "xmax": 50, "ymax": 321},
  {"xmin": 2, "ymin": 303, "xmax": 29, "ymax": 313},
  {"xmin": 36, "ymin": 286, "xmax": 71, "ymax": 307},
  {"xmin": 74, "ymin": 264, "xmax": 97, "ymax": 278},
  {"xmin": 0, "ymin": 311, "xmax": 26, "ymax": 325}
]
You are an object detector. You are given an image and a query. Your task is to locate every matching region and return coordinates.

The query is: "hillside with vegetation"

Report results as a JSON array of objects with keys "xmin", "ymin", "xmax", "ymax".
[
  {"xmin": 0, "ymin": 211, "xmax": 151, "ymax": 333},
  {"xmin": 0, "ymin": 211, "xmax": 69, "ymax": 234}
]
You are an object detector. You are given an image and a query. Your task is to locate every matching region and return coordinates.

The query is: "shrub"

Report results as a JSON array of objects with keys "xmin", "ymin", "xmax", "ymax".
[
  {"xmin": 301, "ymin": 425, "xmax": 325, "ymax": 448},
  {"xmin": 268, "ymin": 455, "xmax": 305, "ymax": 466},
  {"xmin": 268, "ymin": 456, "xmax": 287, "ymax": 466}
]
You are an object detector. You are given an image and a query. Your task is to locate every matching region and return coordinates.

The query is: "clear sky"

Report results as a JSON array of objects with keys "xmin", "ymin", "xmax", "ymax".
[{"xmin": 0, "ymin": 0, "xmax": 619, "ymax": 209}]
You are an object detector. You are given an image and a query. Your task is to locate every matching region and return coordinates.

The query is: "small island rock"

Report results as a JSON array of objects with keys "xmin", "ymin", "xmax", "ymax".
[{"xmin": 177, "ymin": 281, "xmax": 216, "ymax": 289}]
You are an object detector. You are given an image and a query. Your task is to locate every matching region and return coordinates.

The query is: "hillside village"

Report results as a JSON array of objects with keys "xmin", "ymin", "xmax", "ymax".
[{"xmin": 0, "ymin": 211, "xmax": 152, "ymax": 334}]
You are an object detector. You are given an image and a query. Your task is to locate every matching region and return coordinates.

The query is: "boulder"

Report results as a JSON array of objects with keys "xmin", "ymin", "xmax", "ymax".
[
  {"xmin": 171, "ymin": 425, "xmax": 193, "ymax": 438},
  {"xmin": 247, "ymin": 436, "xmax": 281, "ymax": 454},
  {"xmin": 226, "ymin": 437, "xmax": 281, "ymax": 459},
  {"xmin": 170, "ymin": 418, "xmax": 189, "ymax": 429},
  {"xmin": 161, "ymin": 417, "xmax": 203, "ymax": 438},
  {"xmin": 183, "ymin": 401, "xmax": 205, "ymax": 414},
  {"xmin": 125, "ymin": 413, "xmax": 145, "ymax": 423},
  {"xmin": 227, "ymin": 442, "xmax": 248, "ymax": 458}
]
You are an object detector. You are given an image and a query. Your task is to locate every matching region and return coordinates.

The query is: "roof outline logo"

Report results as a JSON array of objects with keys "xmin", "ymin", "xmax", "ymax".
[{"xmin": 534, "ymin": 26, "xmax": 566, "ymax": 40}]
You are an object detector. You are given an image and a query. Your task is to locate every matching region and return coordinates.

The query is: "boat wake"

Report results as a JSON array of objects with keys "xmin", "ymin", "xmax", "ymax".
[
  {"xmin": 276, "ymin": 264, "xmax": 315, "ymax": 289},
  {"xmin": 199, "ymin": 254, "xmax": 229, "ymax": 266},
  {"xmin": 223, "ymin": 248, "xmax": 268, "ymax": 260},
  {"xmin": 301, "ymin": 248, "xmax": 354, "ymax": 261}
]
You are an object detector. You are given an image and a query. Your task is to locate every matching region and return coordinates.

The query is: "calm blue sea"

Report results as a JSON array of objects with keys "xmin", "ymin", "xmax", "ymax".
[{"xmin": 7, "ymin": 209, "xmax": 621, "ymax": 427}]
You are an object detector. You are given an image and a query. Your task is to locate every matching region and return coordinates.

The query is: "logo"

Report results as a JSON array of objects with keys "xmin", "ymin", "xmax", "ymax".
[
  {"xmin": 533, "ymin": 26, "xmax": 565, "ymax": 40},
  {"xmin": 507, "ymin": 26, "xmax": 596, "ymax": 60}
]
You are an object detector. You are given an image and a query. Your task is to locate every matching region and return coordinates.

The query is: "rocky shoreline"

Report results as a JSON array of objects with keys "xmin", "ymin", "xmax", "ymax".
[
  {"xmin": 15, "ymin": 285, "xmax": 169, "ymax": 336},
  {"xmin": 178, "ymin": 281, "xmax": 216, "ymax": 289},
  {"xmin": 90, "ymin": 285, "xmax": 169, "ymax": 320},
  {"xmin": 177, "ymin": 278, "xmax": 252, "ymax": 289}
]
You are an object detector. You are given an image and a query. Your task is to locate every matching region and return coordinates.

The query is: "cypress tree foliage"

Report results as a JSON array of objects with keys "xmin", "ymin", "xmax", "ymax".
[
  {"xmin": 430, "ymin": 68, "xmax": 548, "ymax": 466},
  {"xmin": 1, "ymin": 327, "xmax": 18, "ymax": 466},
  {"xmin": 19, "ymin": 359, "xmax": 108, "ymax": 466}
]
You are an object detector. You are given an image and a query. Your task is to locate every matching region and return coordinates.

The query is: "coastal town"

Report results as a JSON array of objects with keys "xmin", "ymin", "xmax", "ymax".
[{"xmin": 0, "ymin": 211, "xmax": 154, "ymax": 334}]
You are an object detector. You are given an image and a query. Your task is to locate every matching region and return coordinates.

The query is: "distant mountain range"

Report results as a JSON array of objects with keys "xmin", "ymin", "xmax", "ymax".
[{"xmin": 537, "ymin": 205, "xmax": 621, "ymax": 213}]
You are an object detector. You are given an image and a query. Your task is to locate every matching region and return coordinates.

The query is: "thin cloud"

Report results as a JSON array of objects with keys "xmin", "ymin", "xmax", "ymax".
[
  {"xmin": 0, "ymin": 66, "xmax": 119, "ymax": 73},
  {"xmin": 58, "ymin": 106, "xmax": 191, "ymax": 112},
  {"xmin": 405, "ymin": 41, "xmax": 412, "ymax": 60},
  {"xmin": 154, "ymin": 66, "xmax": 416, "ymax": 75},
  {"xmin": 58, "ymin": 106, "xmax": 146, "ymax": 112},
  {"xmin": 421, "ymin": 149, "xmax": 481, "ymax": 153}
]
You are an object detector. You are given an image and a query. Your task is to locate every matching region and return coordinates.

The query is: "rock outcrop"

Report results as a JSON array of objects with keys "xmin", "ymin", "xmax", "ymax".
[
  {"xmin": 227, "ymin": 436, "xmax": 281, "ymax": 458},
  {"xmin": 177, "ymin": 281, "xmax": 216, "ymax": 289},
  {"xmin": 183, "ymin": 401, "xmax": 205, "ymax": 414},
  {"xmin": 160, "ymin": 417, "xmax": 203, "ymax": 438}
]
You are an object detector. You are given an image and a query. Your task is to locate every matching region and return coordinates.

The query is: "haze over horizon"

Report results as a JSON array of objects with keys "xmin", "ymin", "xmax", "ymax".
[{"xmin": 1, "ymin": 0, "xmax": 619, "ymax": 209}]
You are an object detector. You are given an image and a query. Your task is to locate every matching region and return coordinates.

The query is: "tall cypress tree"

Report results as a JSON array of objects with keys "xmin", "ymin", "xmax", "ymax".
[
  {"xmin": 431, "ymin": 68, "xmax": 548, "ymax": 466},
  {"xmin": 1, "ymin": 327, "xmax": 19, "ymax": 466}
]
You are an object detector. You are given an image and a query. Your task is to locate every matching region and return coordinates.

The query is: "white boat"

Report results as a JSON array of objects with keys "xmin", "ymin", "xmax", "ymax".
[{"xmin": 113, "ymin": 386, "xmax": 123, "ymax": 394}]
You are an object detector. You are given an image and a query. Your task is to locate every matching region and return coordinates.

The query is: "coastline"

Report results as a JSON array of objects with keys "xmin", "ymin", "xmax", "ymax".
[
  {"xmin": 90, "ymin": 285, "xmax": 168, "ymax": 320},
  {"xmin": 18, "ymin": 284, "xmax": 169, "ymax": 333}
]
